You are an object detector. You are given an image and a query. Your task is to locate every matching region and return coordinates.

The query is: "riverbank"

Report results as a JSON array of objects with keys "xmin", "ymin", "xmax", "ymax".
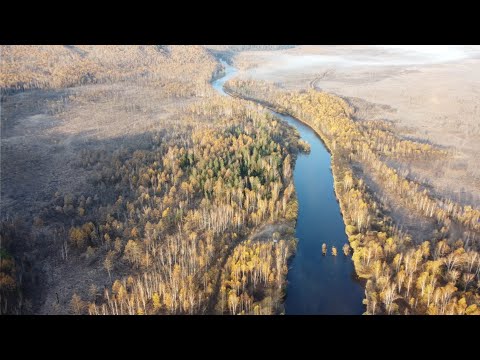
[
  {"xmin": 226, "ymin": 86, "xmax": 363, "ymax": 265},
  {"xmin": 222, "ymin": 74, "xmax": 366, "ymax": 314},
  {"xmin": 233, "ymin": 46, "xmax": 480, "ymax": 208},
  {"xmin": 210, "ymin": 61, "xmax": 305, "ymax": 314},
  {"xmin": 225, "ymin": 76, "xmax": 480, "ymax": 314}
]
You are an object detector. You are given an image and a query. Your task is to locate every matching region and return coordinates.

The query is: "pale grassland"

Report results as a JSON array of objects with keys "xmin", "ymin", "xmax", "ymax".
[{"xmin": 233, "ymin": 45, "xmax": 480, "ymax": 207}]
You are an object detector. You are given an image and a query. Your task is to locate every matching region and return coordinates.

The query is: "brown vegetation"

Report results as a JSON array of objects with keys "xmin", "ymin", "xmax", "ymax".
[
  {"xmin": 1, "ymin": 46, "xmax": 303, "ymax": 314},
  {"xmin": 1, "ymin": 45, "xmax": 220, "ymax": 96},
  {"xmin": 226, "ymin": 78, "xmax": 480, "ymax": 314},
  {"xmin": 68, "ymin": 97, "xmax": 301, "ymax": 315}
]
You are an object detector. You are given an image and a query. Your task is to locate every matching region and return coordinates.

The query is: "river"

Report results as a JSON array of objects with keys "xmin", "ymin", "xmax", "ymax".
[{"xmin": 212, "ymin": 60, "xmax": 365, "ymax": 315}]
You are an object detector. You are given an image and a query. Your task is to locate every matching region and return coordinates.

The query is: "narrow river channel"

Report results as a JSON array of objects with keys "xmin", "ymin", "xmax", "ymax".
[{"xmin": 212, "ymin": 60, "xmax": 365, "ymax": 314}]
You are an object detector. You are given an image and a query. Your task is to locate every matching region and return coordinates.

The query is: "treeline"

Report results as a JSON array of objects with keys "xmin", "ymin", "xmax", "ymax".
[
  {"xmin": 342, "ymin": 168, "xmax": 480, "ymax": 314},
  {"xmin": 206, "ymin": 46, "xmax": 295, "ymax": 52},
  {"xmin": 0, "ymin": 46, "xmax": 220, "ymax": 97},
  {"xmin": 0, "ymin": 218, "xmax": 37, "ymax": 314},
  {"xmin": 227, "ymin": 79, "xmax": 479, "ymax": 234},
  {"xmin": 218, "ymin": 238, "xmax": 294, "ymax": 315},
  {"xmin": 38, "ymin": 96, "xmax": 303, "ymax": 314},
  {"xmin": 359, "ymin": 120, "xmax": 446, "ymax": 160},
  {"xmin": 226, "ymin": 79, "xmax": 480, "ymax": 314},
  {"xmin": 0, "ymin": 220, "xmax": 19, "ymax": 314}
]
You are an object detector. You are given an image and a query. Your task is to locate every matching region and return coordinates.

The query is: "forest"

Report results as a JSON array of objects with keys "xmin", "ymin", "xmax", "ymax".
[
  {"xmin": 0, "ymin": 46, "xmax": 304, "ymax": 314},
  {"xmin": 2, "ymin": 45, "xmax": 479, "ymax": 315},
  {"xmin": 225, "ymin": 79, "xmax": 480, "ymax": 314},
  {"xmin": 0, "ymin": 45, "xmax": 220, "ymax": 95},
  {"xmin": 77, "ymin": 98, "xmax": 302, "ymax": 315}
]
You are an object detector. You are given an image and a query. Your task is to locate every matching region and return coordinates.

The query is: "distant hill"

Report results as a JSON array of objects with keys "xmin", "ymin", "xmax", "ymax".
[
  {"xmin": 205, "ymin": 45, "xmax": 295, "ymax": 62},
  {"xmin": 205, "ymin": 45, "xmax": 295, "ymax": 52}
]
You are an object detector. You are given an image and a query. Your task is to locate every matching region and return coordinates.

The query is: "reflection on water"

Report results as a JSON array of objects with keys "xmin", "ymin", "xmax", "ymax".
[
  {"xmin": 211, "ymin": 60, "xmax": 238, "ymax": 96},
  {"xmin": 213, "ymin": 60, "xmax": 365, "ymax": 315},
  {"xmin": 276, "ymin": 113, "xmax": 365, "ymax": 315}
]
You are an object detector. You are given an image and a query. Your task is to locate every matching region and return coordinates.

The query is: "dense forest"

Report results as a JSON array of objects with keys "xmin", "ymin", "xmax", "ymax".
[
  {"xmin": 226, "ymin": 79, "xmax": 480, "ymax": 314},
  {"xmin": 73, "ymin": 98, "xmax": 302, "ymax": 315}
]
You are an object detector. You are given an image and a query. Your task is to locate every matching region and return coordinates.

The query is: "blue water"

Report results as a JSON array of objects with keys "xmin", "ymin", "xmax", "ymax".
[
  {"xmin": 213, "ymin": 60, "xmax": 365, "ymax": 315},
  {"xmin": 211, "ymin": 61, "xmax": 238, "ymax": 96}
]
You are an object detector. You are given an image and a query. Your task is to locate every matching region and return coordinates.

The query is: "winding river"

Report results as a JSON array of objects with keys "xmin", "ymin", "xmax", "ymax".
[{"xmin": 213, "ymin": 61, "xmax": 365, "ymax": 314}]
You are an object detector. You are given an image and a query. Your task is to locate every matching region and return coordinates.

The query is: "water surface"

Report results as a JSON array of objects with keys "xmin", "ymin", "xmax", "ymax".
[{"xmin": 212, "ymin": 61, "xmax": 365, "ymax": 314}]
